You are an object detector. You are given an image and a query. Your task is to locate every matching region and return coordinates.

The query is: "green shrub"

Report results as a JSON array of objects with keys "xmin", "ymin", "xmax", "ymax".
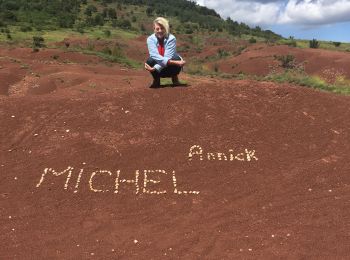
[
  {"xmin": 102, "ymin": 47, "xmax": 112, "ymax": 55},
  {"xmin": 104, "ymin": 30, "xmax": 111, "ymax": 37},
  {"xmin": 146, "ymin": 7, "xmax": 153, "ymax": 16},
  {"xmin": 108, "ymin": 8, "xmax": 117, "ymax": 19},
  {"xmin": 275, "ymin": 54, "xmax": 296, "ymax": 69},
  {"xmin": 214, "ymin": 63, "xmax": 219, "ymax": 72},
  {"xmin": 33, "ymin": 36, "xmax": 45, "ymax": 50},
  {"xmin": 249, "ymin": 37, "xmax": 257, "ymax": 44},
  {"xmin": 2, "ymin": 10, "xmax": 17, "ymax": 21},
  {"xmin": 94, "ymin": 13, "xmax": 104, "ymax": 26},
  {"xmin": 309, "ymin": 38, "xmax": 319, "ymax": 49},
  {"xmin": 20, "ymin": 25, "xmax": 33, "ymax": 32},
  {"xmin": 118, "ymin": 19, "xmax": 131, "ymax": 29},
  {"xmin": 333, "ymin": 42, "xmax": 341, "ymax": 47},
  {"xmin": 85, "ymin": 5, "xmax": 97, "ymax": 16}
]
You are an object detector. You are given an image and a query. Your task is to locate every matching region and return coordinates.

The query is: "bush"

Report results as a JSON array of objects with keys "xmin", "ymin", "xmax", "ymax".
[
  {"xmin": 146, "ymin": 7, "xmax": 153, "ymax": 16},
  {"xmin": 214, "ymin": 63, "xmax": 219, "ymax": 72},
  {"xmin": 94, "ymin": 13, "xmax": 104, "ymax": 26},
  {"xmin": 249, "ymin": 37, "xmax": 257, "ymax": 44},
  {"xmin": 2, "ymin": 11, "xmax": 17, "ymax": 21},
  {"xmin": 333, "ymin": 42, "xmax": 341, "ymax": 47},
  {"xmin": 111, "ymin": 44, "xmax": 123, "ymax": 58},
  {"xmin": 85, "ymin": 5, "xmax": 97, "ymax": 16},
  {"xmin": 218, "ymin": 48, "xmax": 229, "ymax": 57},
  {"xmin": 275, "ymin": 54, "xmax": 296, "ymax": 69},
  {"xmin": 3, "ymin": 1, "xmax": 20, "ymax": 11},
  {"xmin": 104, "ymin": 29, "xmax": 111, "ymax": 37},
  {"xmin": 58, "ymin": 14, "xmax": 75, "ymax": 28},
  {"xmin": 20, "ymin": 25, "xmax": 32, "ymax": 32},
  {"xmin": 118, "ymin": 19, "xmax": 131, "ymax": 29},
  {"xmin": 108, "ymin": 8, "xmax": 117, "ymax": 19},
  {"xmin": 309, "ymin": 38, "xmax": 319, "ymax": 49},
  {"xmin": 287, "ymin": 37, "xmax": 297, "ymax": 47},
  {"xmin": 102, "ymin": 47, "xmax": 112, "ymax": 55},
  {"xmin": 33, "ymin": 36, "xmax": 45, "ymax": 50}
]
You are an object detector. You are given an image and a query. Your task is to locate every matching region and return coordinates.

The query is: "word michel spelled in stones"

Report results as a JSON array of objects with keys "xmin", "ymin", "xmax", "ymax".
[
  {"xmin": 188, "ymin": 145, "xmax": 258, "ymax": 162},
  {"xmin": 36, "ymin": 167, "xmax": 200, "ymax": 195}
]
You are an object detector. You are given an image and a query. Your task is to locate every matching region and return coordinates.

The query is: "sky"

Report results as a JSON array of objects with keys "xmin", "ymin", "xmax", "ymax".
[{"xmin": 193, "ymin": 0, "xmax": 350, "ymax": 42}]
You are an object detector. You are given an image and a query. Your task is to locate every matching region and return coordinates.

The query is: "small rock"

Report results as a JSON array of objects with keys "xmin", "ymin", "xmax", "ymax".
[{"xmin": 133, "ymin": 239, "xmax": 138, "ymax": 244}]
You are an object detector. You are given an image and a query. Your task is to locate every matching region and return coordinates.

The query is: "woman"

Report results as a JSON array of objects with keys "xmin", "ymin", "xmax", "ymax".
[{"xmin": 145, "ymin": 17, "xmax": 186, "ymax": 88}]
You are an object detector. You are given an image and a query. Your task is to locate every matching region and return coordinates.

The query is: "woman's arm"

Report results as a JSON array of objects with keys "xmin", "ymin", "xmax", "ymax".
[{"xmin": 147, "ymin": 35, "xmax": 169, "ymax": 72}]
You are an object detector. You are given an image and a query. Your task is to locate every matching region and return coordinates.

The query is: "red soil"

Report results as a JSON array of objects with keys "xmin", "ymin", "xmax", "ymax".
[
  {"xmin": 213, "ymin": 43, "xmax": 350, "ymax": 81},
  {"xmin": 1, "ymin": 47, "xmax": 350, "ymax": 259}
]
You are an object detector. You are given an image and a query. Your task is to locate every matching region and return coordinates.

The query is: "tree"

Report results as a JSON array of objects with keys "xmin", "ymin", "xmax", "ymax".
[
  {"xmin": 108, "ymin": 8, "xmax": 117, "ymax": 19},
  {"xmin": 146, "ymin": 7, "xmax": 153, "ymax": 16},
  {"xmin": 32, "ymin": 36, "xmax": 45, "ymax": 51},
  {"xmin": 309, "ymin": 39, "xmax": 319, "ymax": 49},
  {"xmin": 85, "ymin": 5, "xmax": 97, "ymax": 16}
]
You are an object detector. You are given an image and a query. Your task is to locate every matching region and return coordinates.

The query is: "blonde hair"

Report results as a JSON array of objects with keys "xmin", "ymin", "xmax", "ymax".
[{"xmin": 153, "ymin": 17, "xmax": 170, "ymax": 36}]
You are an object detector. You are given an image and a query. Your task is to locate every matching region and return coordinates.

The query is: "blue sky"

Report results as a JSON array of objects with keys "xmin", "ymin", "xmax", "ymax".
[{"xmin": 193, "ymin": 0, "xmax": 350, "ymax": 42}]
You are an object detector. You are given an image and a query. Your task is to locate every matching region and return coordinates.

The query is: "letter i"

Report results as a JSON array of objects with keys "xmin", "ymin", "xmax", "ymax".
[{"xmin": 74, "ymin": 169, "xmax": 84, "ymax": 193}]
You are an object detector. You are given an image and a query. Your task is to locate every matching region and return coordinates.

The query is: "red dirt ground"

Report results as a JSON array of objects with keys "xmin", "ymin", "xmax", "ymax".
[
  {"xmin": 1, "ymin": 46, "xmax": 350, "ymax": 259},
  {"xmin": 211, "ymin": 43, "xmax": 350, "ymax": 81}
]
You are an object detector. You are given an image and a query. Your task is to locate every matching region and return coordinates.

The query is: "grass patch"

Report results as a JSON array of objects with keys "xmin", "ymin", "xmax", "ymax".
[
  {"xmin": 264, "ymin": 70, "xmax": 350, "ymax": 95},
  {"xmin": 161, "ymin": 78, "xmax": 188, "ymax": 85},
  {"xmin": 80, "ymin": 48, "xmax": 140, "ymax": 68}
]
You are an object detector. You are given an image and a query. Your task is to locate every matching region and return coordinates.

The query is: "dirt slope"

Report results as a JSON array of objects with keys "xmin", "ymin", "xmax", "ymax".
[
  {"xmin": 211, "ymin": 43, "xmax": 350, "ymax": 81},
  {"xmin": 1, "ymin": 47, "xmax": 350, "ymax": 259}
]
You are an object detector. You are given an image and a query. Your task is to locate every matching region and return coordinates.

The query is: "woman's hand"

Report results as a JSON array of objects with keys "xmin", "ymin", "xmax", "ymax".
[
  {"xmin": 177, "ymin": 59, "xmax": 186, "ymax": 67},
  {"xmin": 144, "ymin": 63, "xmax": 156, "ymax": 72},
  {"xmin": 168, "ymin": 59, "xmax": 186, "ymax": 67}
]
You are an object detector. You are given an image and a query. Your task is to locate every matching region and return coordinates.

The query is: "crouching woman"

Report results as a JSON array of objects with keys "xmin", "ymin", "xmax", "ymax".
[{"xmin": 144, "ymin": 17, "xmax": 186, "ymax": 88}]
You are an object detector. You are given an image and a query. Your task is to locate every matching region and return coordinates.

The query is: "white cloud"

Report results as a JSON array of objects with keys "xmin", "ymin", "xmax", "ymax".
[
  {"xmin": 193, "ymin": 0, "xmax": 350, "ymax": 27},
  {"xmin": 194, "ymin": 0, "xmax": 282, "ymax": 26},
  {"xmin": 278, "ymin": 0, "xmax": 350, "ymax": 25}
]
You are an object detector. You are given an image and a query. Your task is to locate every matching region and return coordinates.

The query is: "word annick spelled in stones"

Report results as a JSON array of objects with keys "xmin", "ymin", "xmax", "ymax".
[{"xmin": 188, "ymin": 145, "xmax": 258, "ymax": 162}]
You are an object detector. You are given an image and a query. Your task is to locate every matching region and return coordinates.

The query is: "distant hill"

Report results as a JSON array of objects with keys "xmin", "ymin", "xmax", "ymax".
[{"xmin": 0, "ymin": 0, "xmax": 281, "ymax": 40}]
